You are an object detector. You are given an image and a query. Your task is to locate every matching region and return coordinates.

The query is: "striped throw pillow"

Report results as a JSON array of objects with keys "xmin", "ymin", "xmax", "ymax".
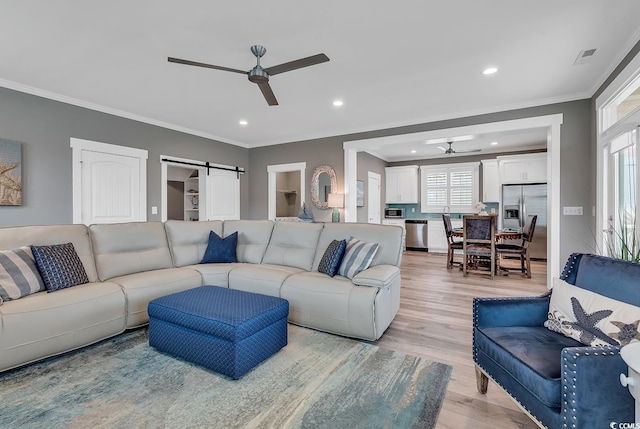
[
  {"xmin": 0, "ymin": 246, "xmax": 46, "ymax": 304},
  {"xmin": 338, "ymin": 237, "xmax": 379, "ymax": 279}
]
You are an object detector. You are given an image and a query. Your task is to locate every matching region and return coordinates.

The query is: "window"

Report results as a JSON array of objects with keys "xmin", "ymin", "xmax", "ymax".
[
  {"xmin": 597, "ymin": 50, "xmax": 640, "ymax": 259},
  {"xmin": 420, "ymin": 162, "xmax": 479, "ymax": 213}
]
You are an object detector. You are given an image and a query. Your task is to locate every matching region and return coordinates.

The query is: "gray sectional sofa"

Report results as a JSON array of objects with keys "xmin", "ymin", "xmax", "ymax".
[{"xmin": 0, "ymin": 220, "xmax": 403, "ymax": 372}]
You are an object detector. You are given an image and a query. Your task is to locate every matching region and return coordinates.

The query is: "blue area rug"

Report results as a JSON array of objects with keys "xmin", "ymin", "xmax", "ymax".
[{"xmin": 0, "ymin": 325, "xmax": 451, "ymax": 428}]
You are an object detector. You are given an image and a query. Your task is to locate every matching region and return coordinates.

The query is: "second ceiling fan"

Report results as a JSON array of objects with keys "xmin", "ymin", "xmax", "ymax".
[
  {"xmin": 438, "ymin": 141, "xmax": 482, "ymax": 155},
  {"xmin": 168, "ymin": 45, "xmax": 330, "ymax": 106}
]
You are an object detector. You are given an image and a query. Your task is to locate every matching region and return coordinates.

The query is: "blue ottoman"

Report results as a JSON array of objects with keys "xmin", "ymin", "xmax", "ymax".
[{"xmin": 148, "ymin": 286, "xmax": 289, "ymax": 379}]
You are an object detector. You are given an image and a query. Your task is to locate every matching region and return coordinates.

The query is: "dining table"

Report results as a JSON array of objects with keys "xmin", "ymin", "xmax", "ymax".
[{"xmin": 452, "ymin": 228, "xmax": 523, "ymax": 275}]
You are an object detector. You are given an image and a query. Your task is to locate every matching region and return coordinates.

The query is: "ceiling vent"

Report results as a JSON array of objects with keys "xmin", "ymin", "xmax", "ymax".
[{"xmin": 574, "ymin": 48, "xmax": 597, "ymax": 65}]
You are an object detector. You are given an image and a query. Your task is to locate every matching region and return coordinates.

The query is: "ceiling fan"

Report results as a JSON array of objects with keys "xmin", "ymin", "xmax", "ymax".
[
  {"xmin": 168, "ymin": 45, "xmax": 330, "ymax": 106},
  {"xmin": 437, "ymin": 141, "xmax": 482, "ymax": 155}
]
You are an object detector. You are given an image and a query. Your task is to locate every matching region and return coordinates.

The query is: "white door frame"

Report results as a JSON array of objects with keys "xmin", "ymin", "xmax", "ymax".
[
  {"xmin": 367, "ymin": 171, "xmax": 381, "ymax": 224},
  {"xmin": 344, "ymin": 114, "xmax": 563, "ymax": 285},
  {"xmin": 267, "ymin": 162, "xmax": 306, "ymax": 220},
  {"xmin": 71, "ymin": 138, "xmax": 148, "ymax": 224}
]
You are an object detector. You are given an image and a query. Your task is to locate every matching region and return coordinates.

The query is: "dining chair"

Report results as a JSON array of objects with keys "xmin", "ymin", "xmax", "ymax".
[
  {"xmin": 495, "ymin": 214, "xmax": 537, "ymax": 278},
  {"xmin": 442, "ymin": 214, "xmax": 463, "ymax": 269},
  {"xmin": 462, "ymin": 215, "xmax": 496, "ymax": 279}
]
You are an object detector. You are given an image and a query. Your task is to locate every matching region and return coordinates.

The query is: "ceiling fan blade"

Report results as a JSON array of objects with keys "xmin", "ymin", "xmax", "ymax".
[
  {"xmin": 258, "ymin": 82, "xmax": 278, "ymax": 106},
  {"xmin": 168, "ymin": 57, "xmax": 247, "ymax": 75},
  {"xmin": 456, "ymin": 149, "xmax": 482, "ymax": 153},
  {"xmin": 265, "ymin": 53, "xmax": 330, "ymax": 76},
  {"xmin": 437, "ymin": 146, "xmax": 447, "ymax": 151}
]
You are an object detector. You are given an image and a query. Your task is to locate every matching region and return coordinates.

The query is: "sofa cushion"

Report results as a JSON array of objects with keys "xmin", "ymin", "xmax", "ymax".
[
  {"xmin": 262, "ymin": 222, "xmax": 323, "ymax": 270},
  {"xmin": 0, "ymin": 224, "xmax": 99, "ymax": 282},
  {"xmin": 201, "ymin": 231, "xmax": 238, "ymax": 264},
  {"xmin": 281, "ymin": 271, "xmax": 380, "ymax": 340},
  {"xmin": 90, "ymin": 222, "xmax": 173, "ymax": 281},
  {"xmin": 31, "ymin": 243, "xmax": 90, "ymax": 292},
  {"xmin": 109, "ymin": 267, "xmax": 202, "ymax": 328},
  {"xmin": 475, "ymin": 325, "xmax": 582, "ymax": 408},
  {"xmin": 189, "ymin": 263, "xmax": 242, "ymax": 287},
  {"xmin": 223, "ymin": 220, "xmax": 274, "ymax": 264},
  {"xmin": 317, "ymin": 239, "xmax": 346, "ymax": 277},
  {"xmin": 312, "ymin": 223, "xmax": 402, "ymax": 271},
  {"xmin": 164, "ymin": 220, "xmax": 224, "ymax": 267},
  {"xmin": 545, "ymin": 277, "xmax": 640, "ymax": 347},
  {"xmin": 338, "ymin": 237, "xmax": 379, "ymax": 279},
  {"xmin": 0, "ymin": 246, "xmax": 45, "ymax": 303},
  {"xmin": 0, "ymin": 281, "xmax": 126, "ymax": 372},
  {"xmin": 228, "ymin": 264, "xmax": 303, "ymax": 297}
]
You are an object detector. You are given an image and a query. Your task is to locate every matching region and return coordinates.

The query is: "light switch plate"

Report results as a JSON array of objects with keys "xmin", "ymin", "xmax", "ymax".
[
  {"xmin": 151, "ymin": 206, "xmax": 158, "ymax": 215},
  {"xmin": 563, "ymin": 206, "xmax": 583, "ymax": 215}
]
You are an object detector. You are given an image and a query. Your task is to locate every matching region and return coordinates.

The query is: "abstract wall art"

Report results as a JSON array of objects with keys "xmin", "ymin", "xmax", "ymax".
[{"xmin": 0, "ymin": 139, "xmax": 23, "ymax": 206}]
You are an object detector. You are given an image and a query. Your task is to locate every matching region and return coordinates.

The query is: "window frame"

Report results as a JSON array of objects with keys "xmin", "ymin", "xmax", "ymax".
[{"xmin": 420, "ymin": 162, "xmax": 480, "ymax": 213}]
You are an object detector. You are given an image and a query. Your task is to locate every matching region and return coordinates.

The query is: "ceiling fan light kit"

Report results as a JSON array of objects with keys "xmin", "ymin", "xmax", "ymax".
[{"xmin": 168, "ymin": 45, "xmax": 330, "ymax": 106}]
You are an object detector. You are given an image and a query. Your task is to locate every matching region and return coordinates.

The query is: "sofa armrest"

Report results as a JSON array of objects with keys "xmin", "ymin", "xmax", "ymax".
[
  {"xmin": 561, "ymin": 346, "xmax": 633, "ymax": 428},
  {"xmin": 352, "ymin": 265, "xmax": 400, "ymax": 289},
  {"xmin": 473, "ymin": 293, "xmax": 551, "ymax": 328}
]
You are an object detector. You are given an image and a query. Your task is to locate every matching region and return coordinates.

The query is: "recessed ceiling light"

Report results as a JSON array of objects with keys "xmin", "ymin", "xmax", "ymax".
[
  {"xmin": 332, "ymin": 100, "xmax": 344, "ymax": 107},
  {"xmin": 490, "ymin": 141, "xmax": 498, "ymax": 146},
  {"xmin": 483, "ymin": 67, "xmax": 498, "ymax": 75},
  {"xmin": 410, "ymin": 150, "xmax": 417, "ymax": 154},
  {"xmin": 238, "ymin": 120, "xmax": 248, "ymax": 126}
]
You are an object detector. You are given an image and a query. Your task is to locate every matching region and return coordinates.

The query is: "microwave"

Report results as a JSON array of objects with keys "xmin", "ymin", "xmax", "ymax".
[{"xmin": 384, "ymin": 208, "xmax": 405, "ymax": 219}]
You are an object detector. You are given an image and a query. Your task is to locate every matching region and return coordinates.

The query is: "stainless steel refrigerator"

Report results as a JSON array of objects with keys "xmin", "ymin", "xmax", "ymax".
[{"xmin": 501, "ymin": 183, "xmax": 547, "ymax": 260}]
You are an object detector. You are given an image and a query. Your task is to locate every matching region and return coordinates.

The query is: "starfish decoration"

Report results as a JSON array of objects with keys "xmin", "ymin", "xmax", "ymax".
[
  {"xmin": 0, "ymin": 162, "xmax": 21, "ymax": 191},
  {"xmin": 610, "ymin": 320, "xmax": 640, "ymax": 345},
  {"xmin": 567, "ymin": 297, "xmax": 616, "ymax": 345}
]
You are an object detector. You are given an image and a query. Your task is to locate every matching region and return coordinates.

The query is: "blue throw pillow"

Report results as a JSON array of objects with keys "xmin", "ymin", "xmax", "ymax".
[
  {"xmin": 31, "ymin": 243, "xmax": 90, "ymax": 292},
  {"xmin": 200, "ymin": 231, "xmax": 238, "ymax": 264},
  {"xmin": 318, "ymin": 239, "xmax": 347, "ymax": 277}
]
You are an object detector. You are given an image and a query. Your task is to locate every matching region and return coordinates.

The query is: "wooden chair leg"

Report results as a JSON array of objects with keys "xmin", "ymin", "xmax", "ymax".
[
  {"xmin": 463, "ymin": 251, "xmax": 468, "ymax": 277},
  {"xmin": 525, "ymin": 252, "xmax": 532, "ymax": 278},
  {"xmin": 447, "ymin": 247, "xmax": 452, "ymax": 269},
  {"xmin": 475, "ymin": 366, "xmax": 488, "ymax": 394}
]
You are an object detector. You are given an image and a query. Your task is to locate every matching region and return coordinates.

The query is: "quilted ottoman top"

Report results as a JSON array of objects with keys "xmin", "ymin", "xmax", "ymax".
[{"xmin": 148, "ymin": 286, "xmax": 289, "ymax": 342}]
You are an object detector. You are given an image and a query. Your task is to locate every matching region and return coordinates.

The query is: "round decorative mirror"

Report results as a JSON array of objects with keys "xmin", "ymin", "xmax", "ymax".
[{"xmin": 311, "ymin": 165, "xmax": 338, "ymax": 209}]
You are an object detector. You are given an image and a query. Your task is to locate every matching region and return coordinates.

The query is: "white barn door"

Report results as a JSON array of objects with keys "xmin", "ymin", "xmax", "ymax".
[
  {"xmin": 71, "ymin": 138, "xmax": 148, "ymax": 225},
  {"xmin": 206, "ymin": 168, "xmax": 240, "ymax": 220}
]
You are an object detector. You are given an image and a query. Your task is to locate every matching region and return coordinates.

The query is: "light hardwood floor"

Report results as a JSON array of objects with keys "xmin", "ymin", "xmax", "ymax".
[{"xmin": 373, "ymin": 250, "xmax": 548, "ymax": 429}]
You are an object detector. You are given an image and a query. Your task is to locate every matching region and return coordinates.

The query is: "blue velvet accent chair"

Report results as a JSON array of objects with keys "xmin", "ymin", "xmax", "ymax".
[{"xmin": 473, "ymin": 253, "xmax": 640, "ymax": 428}]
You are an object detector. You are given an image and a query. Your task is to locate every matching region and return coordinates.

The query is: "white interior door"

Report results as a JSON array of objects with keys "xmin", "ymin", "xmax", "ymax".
[
  {"xmin": 206, "ymin": 168, "xmax": 240, "ymax": 220},
  {"xmin": 368, "ymin": 171, "xmax": 381, "ymax": 224},
  {"xmin": 71, "ymin": 138, "xmax": 147, "ymax": 225}
]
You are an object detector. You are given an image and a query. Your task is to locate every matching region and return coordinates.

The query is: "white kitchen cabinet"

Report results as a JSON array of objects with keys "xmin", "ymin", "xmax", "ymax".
[
  {"xmin": 481, "ymin": 159, "xmax": 500, "ymax": 202},
  {"xmin": 498, "ymin": 154, "xmax": 547, "ymax": 184},
  {"xmin": 385, "ymin": 166, "xmax": 418, "ymax": 203},
  {"xmin": 427, "ymin": 218, "xmax": 462, "ymax": 253},
  {"xmin": 382, "ymin": 218, "xmax": 406, "ymax": 249}
]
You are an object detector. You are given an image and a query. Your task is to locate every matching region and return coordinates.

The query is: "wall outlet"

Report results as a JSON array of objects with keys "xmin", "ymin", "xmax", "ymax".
[
  {"xmin": 411, "ymin": 207, "xmax": 415, "ymax": 213},
  {"xmin": 563, "ymin": 206, "xmax": 583, "ymax": 216},
  {"xmin": 151, "ymin": 206, "xmax": 158, "ymax": 215}
]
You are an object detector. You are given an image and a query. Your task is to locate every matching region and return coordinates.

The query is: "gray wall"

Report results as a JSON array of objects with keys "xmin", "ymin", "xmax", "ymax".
[
  {"xmin": 248, "ymin": 137, "xmax": 345, "ymax": 223},
  {"xmin": 0, "ymin": 87, "xmax": 249, "ymax": 226},
  {"xmin": 247, "ymin": 99, "xmax": 592, "ymax": 264},
  {"xmin": 357, "ymin": 151, "xmax": 387, "ymax": 223},
  {"xmin": 167, "ymin": 181, "xmax": 184, "ymax": 220}
]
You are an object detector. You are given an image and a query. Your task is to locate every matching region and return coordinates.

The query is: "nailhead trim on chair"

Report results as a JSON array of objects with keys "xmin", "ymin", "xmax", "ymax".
[
  {"xmin": 472, "ymin": 295, "xmax": 554, "ymax": 429},
  {"xmin": 561, "ymin": 346, "xmax": 621, "ymax": 429}
]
